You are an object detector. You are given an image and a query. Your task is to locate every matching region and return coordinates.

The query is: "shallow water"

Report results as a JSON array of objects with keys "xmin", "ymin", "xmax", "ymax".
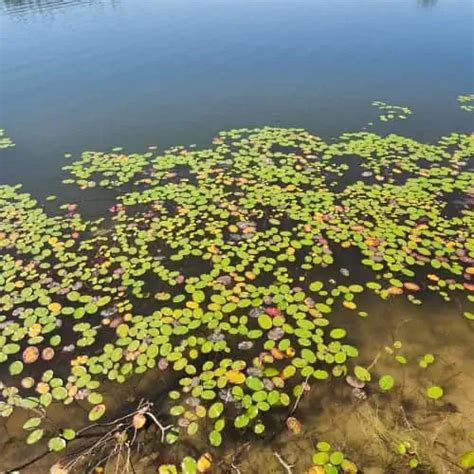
[
  {"xmin": 3, "ymin": 295, "xmax": 472, "ymax": 473},
  {"xmin": 235, "ymin": 299, "xmax": 474, "ymax": 473}
]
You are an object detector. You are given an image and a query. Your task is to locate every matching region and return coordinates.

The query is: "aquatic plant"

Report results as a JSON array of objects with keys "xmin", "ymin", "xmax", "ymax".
[
  {"xmin": 310, "ymin": 441, "xmax": 358, "ymax": 473},
  {"xmin": 371, "ymin": 101, "xmax": 412, "ymax": 122},
  {"xmin": 425, "ymin": 385, "xmax": 443, "ymax": 400},
  {"xmin": 460, "ymin": 450, "xmax": 474, "ymax": 469},
  {"xmin": 63, "ymin": 150, "xmax": 151, "ymax": 188},
  {"xmin": 0, "ymin": 125, "xmax": 473, "ymax": 470},
  {"xmin": 0, "ymin": 128, "xmax": 15, "ymax": 149},
  {"xmin": 378, "ymin": 374, "xmax": 395, "ymax": 391},
  {"xmin": 457, "ymin": 94, "xmax": 474, "ymax": 112}
]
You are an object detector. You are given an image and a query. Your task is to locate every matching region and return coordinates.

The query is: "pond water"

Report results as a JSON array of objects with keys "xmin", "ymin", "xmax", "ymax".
[
  {"xmin": 0, "ymin": 1, "xmax": 473, "ymax": 474},
  {"xmin": 1, "ymin": 0, "xmax": 473, "ymax": 192}
]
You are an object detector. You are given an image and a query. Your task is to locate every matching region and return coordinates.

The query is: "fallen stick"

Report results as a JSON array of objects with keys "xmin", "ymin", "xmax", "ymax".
[{"xmin": 273, "ymin": 451, "xmax": 294, "ymax": 474}]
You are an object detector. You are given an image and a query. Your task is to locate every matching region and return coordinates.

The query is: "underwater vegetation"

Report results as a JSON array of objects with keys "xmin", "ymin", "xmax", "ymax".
[{"xmin": 0, "ymin": 123, "xmax": 473, "ymax": 472}]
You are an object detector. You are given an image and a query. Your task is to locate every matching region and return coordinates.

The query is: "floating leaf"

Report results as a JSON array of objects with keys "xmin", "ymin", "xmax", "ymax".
[
  {"xmin": 460, "ymin": 450, "xmax": 474, "ymax": 469},
  {"xmin": 26, "ymin": 429, "xmax": 44, "ymax": 444},
  {"xmin": 234, "ymin": 414, "xmax": 250, "ymax": 428},
  {"xmin": 329, "ymin": 328, "xmax": 346, "ymax": 339},
  {"xmin": 426, "ymin": 385, "xmax": 443, "ymax": 400},
  {"xmin": 245, "ymin": 376, "xmax": 264, "ymax": 391},
  {"xmin": 258, "ymin": 314, "xmax": 272, "ymax": 330},
  {"xmin": 378, "ymin": 375, "xmax": 395, "ymax": 391},
  {"xmin": 88, "ymin": 404, "xmax": 106, "ymax": 421},
  {"xmin": 208, "ymin": 402, "xmax": 224, "ymax": 419},
  {"xmin": 313, "ymin": 452, "xmax": 330, "ymax": 465},
  {"xmin": 133, "ymin": 413, "xmax": 146, "ymax": 429},
  {"xmin": 354, "ymin": 366, "xmax": 371, "ymax": 382},
  {"xmin": 22, "ymin": 346, "xmax": 39, "ymax": 364},
  {"xmin": 181, "ymin": 456, "xmax": 198, "ymax": 474},
  {"xmin": 52, "ymin": 387, "xmax": 68, "ymax": 401},
  {"xmin": 9, "ymin": 360, "xmax": 24, "ymax": 376},
  {"xmin": 62, "ymin": 429, "xmax": 76, "ymax": 440},
  {"xmin": 286, "ymin": 416, "xmax": 302, "ymax": 434},
  {"xmin": 309, "ymin": 281, "xmax": 323, "ymax": 292},
  {"xmin": 254, "ymin": 422, "xmax": 265, "ymax": 434},
  {"xmin": 197, "ymin": 453, "xmax": 212, "ymax": 472},
  {"xmin": 87, "ymin": 392, "xmax": 103, "ymax": 405},
  {"xmin": 209, "ymin": 430, "xmax": 222, "ymax": 447},
  {"xmin": 330, "ymin": 451, "xmax": 344, "ymax": 465},
  {"xmin": 48, "ymin": 437, "xmax": 66, "ymax": 452},
  {"xmin": 316, "ymin": 441, "xmax": 331, "ymax": 452},
  {"xmin": 23, "ymin": 417, "xmax": 42, "ymax": 430}
]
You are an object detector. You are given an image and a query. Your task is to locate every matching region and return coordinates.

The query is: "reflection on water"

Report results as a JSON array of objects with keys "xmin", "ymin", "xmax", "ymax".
[
  {"xmin": 1, "ymin": 0, "xmax": 472, "ymax": 198},
  {"xmin": 0, "ymin": 0, "xmax": 119, "ymax": 17},
  {"xmin": 419, "ymin": 0, "xmax": 438, "ymax": 7},
  {"xmin": 0, "ymin": 0, "xmax": 441, "ymax": 18}
]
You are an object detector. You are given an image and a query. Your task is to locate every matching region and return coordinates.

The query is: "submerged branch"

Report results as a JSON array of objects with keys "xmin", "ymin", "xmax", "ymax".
[
  {"xmin": 6, "ymin": 449, "xmax": 51, "ymax": 473},
  {"xmin": 273, "ymin": 451, "xmax": 294, "ymax": 474},
  {"xmin": 145, "ymin": 411, "xmax": 173, "ymax": 442},
  {"xmin": 290, "ymin": 375, "xmax": 310, "ymax": 416}
]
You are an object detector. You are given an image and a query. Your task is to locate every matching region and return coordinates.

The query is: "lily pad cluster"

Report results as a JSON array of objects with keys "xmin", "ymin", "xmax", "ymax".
[
  {"xmin": 0, "ymin": 126, "xmax": 473, "ymax": 459},
  {"xmin": 457, "ymin": 94, "xmax": 474, "ymax": 112},
  {"xmin": 0, "ymin": 128, "xmax": 15, "ymax": 149},
  {"xmin": 309, "ymin": 441, "xmax": 358, "ymax": 473},
  {"xmin": 371, "ymin": 101, "xmax": 412, "ymax": 122},
  {"xmin": 156, "ymin": 452, "xmax": 213, "ymax": 474},
  {"xmin": 62, "ymin": 149, "xmax": 151, "ymax": 188}
]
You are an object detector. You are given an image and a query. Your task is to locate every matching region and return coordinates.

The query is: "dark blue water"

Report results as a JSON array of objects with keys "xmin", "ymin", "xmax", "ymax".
[{"xmin": 0, "ymin": 0, "xmax": 473, "ymax": 193}]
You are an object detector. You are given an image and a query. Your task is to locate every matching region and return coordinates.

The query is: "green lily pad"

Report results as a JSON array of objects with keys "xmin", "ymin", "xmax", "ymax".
[
  {"xmin": 26, "ymin": 429, "xmax": 44, "ymax": 445},
  {"xmin": 209, "ymin": 430, "xmax": 222, "ymax": 447},
  {"xmin": 48, "ymin": 437, "xmax": 66, "ymax": 452},
  {"xmin": 88, "ymin": 403, "xmax": 106, "ymax": 421},
  {"xmin": 426, "ymin": 385, "xmax": 443, "ymax": 400},
  {"xmin": 354, "ymin": 366, "xmax": 371, "ymax": 382},
  {"xmin": 378, "ymin": 375, "xmax": 395, "ymax": 391}
]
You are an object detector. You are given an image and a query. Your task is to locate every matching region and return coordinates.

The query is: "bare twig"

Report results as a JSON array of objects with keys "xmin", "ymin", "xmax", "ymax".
[
  {"xmin": 273, "ymin": 451, "xmax": 294, "ymax": 474},
  {"xmin": 399, "ymin": 405, "xmax": 416, "ymax": 432},
  {"xmin": 367, "ymin": 351, "xmax": 381, "ymax": 371},
  {"xmin": 290, "ymin": 376, "xmax": 310, "ymax": 416},
  {"xmin": 433, "ymin": 441, "xmax": 464, "ymax": 471},
  {"xmin": 231, "ymin": 462, "xmax": 242, "ymax": 474},
  {"xmin": 428, "ymin": 414, "xmax": 451, "ymax": 448},
  {"xmin": 77, "ymin": 410, "xmax": 140, "ymax": 435},
  {"xmin": 66, "ymin": 428, "xmax": 119, "ymax": 470},
  {"xmin": 144, "ymin": 412, "xmax": 173, "ymax": 442},
  {"xmin": 5, "ymin": 449, "xmax": 51, "ymax": 473},
  {"xmin": 88, "ymin": 452, "xmax": 112, "ymax": 474},
  {"xmin": 9, "ymin": 399, "xmax": 170, "ymax": 474}
]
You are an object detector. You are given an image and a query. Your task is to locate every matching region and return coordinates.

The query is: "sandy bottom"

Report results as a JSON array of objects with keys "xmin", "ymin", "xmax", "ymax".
[{"xmin": 1, "ymin": 295, "xmax": 473, "ymax": 473}]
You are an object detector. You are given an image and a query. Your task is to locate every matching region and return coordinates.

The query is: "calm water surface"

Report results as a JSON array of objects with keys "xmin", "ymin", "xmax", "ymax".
[{"xmin": 0, "ymin": 0, "xmax": 473, "ymax": 195}]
